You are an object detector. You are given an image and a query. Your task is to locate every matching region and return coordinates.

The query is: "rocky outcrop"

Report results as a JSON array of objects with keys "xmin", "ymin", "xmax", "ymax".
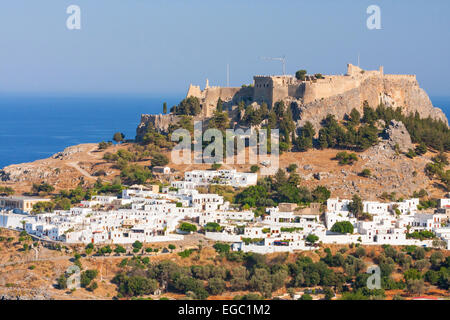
[
  {"xmin": 135, "ymin": 114, "xmax": 180, "ymax": 142},
  {"xmin": 0, "ymin": 290, "xmax": 53, "ymax": 300},
  {"xmin": 295, "ymin": 75, "xmax": 448, "ymax": 130},
  {"xmin": 382, "ymin": 120, "xmax": 413, "ymax": 153},
  {"xmin": 136, "ymin": 66, "xmax": 448, "ymax": 144},
  {"xmin": 51, "ymin": 145, "xmax": 83, "ymax": 160}
]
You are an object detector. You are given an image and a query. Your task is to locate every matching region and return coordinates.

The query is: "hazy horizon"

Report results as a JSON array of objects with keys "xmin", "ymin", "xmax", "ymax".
[{"xmin": 1, "ymin": 0, "xmax": 449, "ymax": 96}]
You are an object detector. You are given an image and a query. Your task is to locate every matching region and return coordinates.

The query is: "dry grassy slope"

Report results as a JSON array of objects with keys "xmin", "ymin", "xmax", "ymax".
[
  {"xmin": 0, "ymin": 142, "xmax": 448, "ymax": 200},
  {"xmin": 0, "ymin": 143, "xmax": 125, "ymax": 194},
  {"xmin": 1, "ymin": 228, "xmax": 449, "ymax": 300},
  {"xmin": 169, "ymin": 146, "xmax": 448, "ymax": 200}
]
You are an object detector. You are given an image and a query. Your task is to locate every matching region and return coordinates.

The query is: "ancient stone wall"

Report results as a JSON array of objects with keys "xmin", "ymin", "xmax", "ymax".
[
  {"xmin": 253, "ymin": 76, "xmax": 274, "ymax": 106},
  {"xmin": 302, "ymin": 76, "xmax": 359, "ymax": 104},
  {"xmin": 202, "ymin": 87, "xmax": 242, "ymax": 117},
  {"xmin": 136, "ymin": 63, "xmax": 448, "ymax": 140}
]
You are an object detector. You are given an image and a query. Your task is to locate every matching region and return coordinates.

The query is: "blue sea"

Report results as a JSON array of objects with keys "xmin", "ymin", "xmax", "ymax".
[
  {"xmin": 0, "ymin": 94, "xmax": 449, "ymax": 169},
  {"xmin": 0, "ymin": 94, "xmax": 182, "ymax": 169}
]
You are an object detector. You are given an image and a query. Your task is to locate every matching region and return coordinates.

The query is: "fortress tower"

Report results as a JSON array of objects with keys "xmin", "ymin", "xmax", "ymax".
[
  {"xmin": 137, "ymin": 63, "xmax": 447, "ymax": 141},
  {"xmin": 182, "ymin": 63, "xmax": 444, "ymax": 125}
]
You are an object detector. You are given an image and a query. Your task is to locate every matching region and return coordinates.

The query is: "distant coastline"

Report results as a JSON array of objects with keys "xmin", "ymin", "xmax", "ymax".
[{"xmin": 0, "ymin": 94, "xmax": 449, "ymax": 169}]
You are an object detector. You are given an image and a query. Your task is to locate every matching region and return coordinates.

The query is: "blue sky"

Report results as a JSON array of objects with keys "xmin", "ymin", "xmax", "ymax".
[{"xmin": 0, "ymin": 0, "xmax": 449, "ymax": 96}]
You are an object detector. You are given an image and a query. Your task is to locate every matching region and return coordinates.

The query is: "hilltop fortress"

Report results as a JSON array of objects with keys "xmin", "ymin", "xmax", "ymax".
[{"xmin": 136, "ymin": 63, "xmax": 447, "ymax": 139}]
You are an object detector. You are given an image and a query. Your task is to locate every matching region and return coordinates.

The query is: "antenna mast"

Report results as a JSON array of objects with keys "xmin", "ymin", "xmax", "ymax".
[{"xmin": 261, "ymin": 56, "xmax": 287, "ymax": 75}]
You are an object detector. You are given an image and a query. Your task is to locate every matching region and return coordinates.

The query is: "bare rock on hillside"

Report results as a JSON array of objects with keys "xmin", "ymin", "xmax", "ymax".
[
  {"xmin": 382, "ymin": 120, "xmax": 413, "ymax": 153},
  {"xmin": 136, "ymin": 114, "xmax": 180, "ymax": 142},
  {"xmin": 51, "ymin": 145, "xmax": 83, "ymax": 160}
]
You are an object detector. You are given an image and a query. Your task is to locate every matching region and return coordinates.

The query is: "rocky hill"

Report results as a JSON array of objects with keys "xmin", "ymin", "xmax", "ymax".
[
  {"xmin": 135, "ymin": 64, "xmax": 448, "ymax": 140},
  {"xmin": 0, "ymin": 144, "xmax": 123, "ymax": 194},
  {"xmin": 293, "ymin": 74, "xmax": 447, "ymax": 130},
  {"xmin": 136, "ymin": 113, "xmax": 181, "ymax": 143},
  {"xmin": 1, "ymin": 121, "xmax": 449, "ymax": 201}
]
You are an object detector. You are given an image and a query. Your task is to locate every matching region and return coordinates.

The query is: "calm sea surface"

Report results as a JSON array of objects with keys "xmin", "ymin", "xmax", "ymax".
[
  {"xmin": 0, "ymin": 94, "xmax": 182, "ymax": 169},
  {"xmin": 0, "ymin": 94, "xmax": 449, "ymax": 169}
]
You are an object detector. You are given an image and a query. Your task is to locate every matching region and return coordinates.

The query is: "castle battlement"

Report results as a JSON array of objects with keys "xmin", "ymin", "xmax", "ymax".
[
  {"xmin": 181, "ymin": 63, "xmax": 442, "ymax": 123},
  {"xmin": 137, "ymin": 62, "xmax": 447, "ymax": 141},
  {"xmin": 383, "ymin": 74, "xmax": 417, "ymax": 80}
]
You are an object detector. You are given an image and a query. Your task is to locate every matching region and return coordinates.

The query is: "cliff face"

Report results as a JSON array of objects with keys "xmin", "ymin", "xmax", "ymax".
[
  {"xmin": 135, "ymin": 113, "xmax": 180, "ymax": 142},
  {"xmin": 295, "ymin": 75, "xmax": 448, "ymax": 130}
]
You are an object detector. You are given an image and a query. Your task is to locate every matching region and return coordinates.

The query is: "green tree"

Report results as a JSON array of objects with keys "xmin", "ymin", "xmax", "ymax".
[
  {"xmin": 250, "ymin": 268, "xmax": 273, "ymax": 298},
  {"xmin": 349, "ymin": 108, "xmax": 361, "ymax": 126},
  {"xmin": 348, "ymin": 194, "xmax": 364, "ymax": 219},
  {"xmin": 331, "ymin": 221, "xmax": 354, "ymax": 234},
  {"xmin": 406, "ymin": 279, "xmax": 425, "ymax": 296},
  {"xmin": 406, "ymin": 149, "xmax": 417, "ymax": 159},
  {"xmin": 163, "ymin": 102, "xmax": 167, "ymax": 114},
  {"xmin": 361, "ymin": 102, "xmax": 376, "ymax": 124},
  {"xmin": 114, "ymin": 245, "xmax": 126, "ymax": 254},
  {"xmin": 125, "ymin": 276, "xmax": 158, "ymax": 296},
  {"xmin": 176, "ymin": 96, "xmax": 201, "ymax": 116},
  {"xmin": 412, "ymin": 247, "xmax": 426, "ymax": 260},
  {"xmin": 132, "ymin": 241, "xmax": 143, "ymax": 251},
  {"xmin": 216, "ymin": 98, "xmax": 223, "ymax": 112},
  {"xmin": 213, "ymin": 242, "xmax": 230, "ymax": 254},
  {"xmin": 430, "ymin": 251, "xmax": 444, "ymax": 267},
  {"xmin": 0, "ymin": 186, "xmax": 15, "ymax": 196},
  {"xmin": 324, "ymin": 287, "xmax": 335, "ymax": 300},
  {"xmin": 151, "ymin": 153, "xmax": 169, "ymax": 167},
  {"xmin": 306, "ymin": 234, "xmax": 319, "ymax": 245},
  {"xmin": 113, "ymin": 132, "xmax": 125, "ymax": 144},
  {"xmin": 207, "ymin": 277, "xmax": 226, "ymax": 295},
  {"xmin": 295, "ymin": 70, "xmax": 307, "ymax": 81},
  {"xmin": 312, "ymin": 186, "xmax": 330, "ymax": 203},
  {"xmin": 268, "ymin": 110, "xmax": 277, "ymax": 129},
  {"xmin": 88, "ymin": 281, "xmax": 98, "ymax": 292},
  {"xmin": 335, "ymin": 151, "xmax": 358, "ymax": 165},
  {"xmin": 80, "ymin": 269, "xmax": 98, "ymax": 288},
  {"xmin": 415, "ymin": 142, "xmax": 427, "ymax": 155},
  {"xmin": 360, "ymin": 169, "xmax": 371, "ymax": 178},
  {"xmin": 230, "ymin": 266, "xmax": 248, "ymax": 291},
  {"xmin": 32, "ymin": 182, "xmax": 55, "ymax": 194},
  {"xmin": 180, "ymin": 222, "xmax": 197, "ymax": 233},
  {"xmin": 209, "ymin": 111, "xmax": 230, "ymax": 132}
]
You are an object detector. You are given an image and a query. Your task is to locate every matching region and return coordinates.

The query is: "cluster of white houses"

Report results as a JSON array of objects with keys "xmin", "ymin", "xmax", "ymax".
[
  {"xmin": 182, "ymin": 169, "xmax": 258, "ymax": 188},
  {"xmin": 0, "ymin": 169, "xmax": 449, "ymax": 252}
]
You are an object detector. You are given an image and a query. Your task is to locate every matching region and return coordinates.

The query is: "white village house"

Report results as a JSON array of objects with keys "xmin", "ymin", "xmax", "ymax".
[{"xmin": 0, "ymin": 170, "xmax": 449, "ymax": 250}]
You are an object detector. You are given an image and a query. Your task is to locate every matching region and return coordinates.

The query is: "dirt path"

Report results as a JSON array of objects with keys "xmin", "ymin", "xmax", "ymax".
[{"xmin": 66, "ymin": 162, "xmax": 96, "ymax": 181}]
